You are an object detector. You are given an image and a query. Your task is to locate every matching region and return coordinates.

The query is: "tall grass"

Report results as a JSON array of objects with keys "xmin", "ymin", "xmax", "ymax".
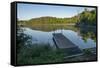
[{"xmin": 17, "ymin": 44, "xmax": 65, "ymax": 65}]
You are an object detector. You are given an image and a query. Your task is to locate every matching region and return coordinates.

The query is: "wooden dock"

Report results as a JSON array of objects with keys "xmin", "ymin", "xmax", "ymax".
[
  {"xmin": 53, "ymin": 33, "xmax": 83, "ymax": 57},
  {"xmin": 53, "ymin": 33, "xmax": 78, "ymax": 49}
]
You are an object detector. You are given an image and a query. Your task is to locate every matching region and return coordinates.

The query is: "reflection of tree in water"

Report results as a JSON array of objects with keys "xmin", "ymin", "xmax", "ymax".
[
  {"xmin": 28, "ymin": 24, "xmax": 96, "ymax": 43},
  {"xmin": 76, "ymin": 26, "xmax": 96, "ymax": 42},
  {"xmin": 29, "ymin": 25, "xmax": 78, "ymax": 32}
]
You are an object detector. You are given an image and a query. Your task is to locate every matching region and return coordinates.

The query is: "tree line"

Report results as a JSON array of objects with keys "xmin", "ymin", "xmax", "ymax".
[{"xmin": 18, "ymin": 8, "xmax": 96, "ymax": 27}]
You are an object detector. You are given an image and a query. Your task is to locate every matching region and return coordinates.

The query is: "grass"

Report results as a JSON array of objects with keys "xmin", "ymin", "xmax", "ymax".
[
  {"xmin": 17, "ymin": 43, "xmax": 97, "ymax": 65},
  {"xmin": 17, "ymin": 44, "xmax": 65, "ymax": 65}
]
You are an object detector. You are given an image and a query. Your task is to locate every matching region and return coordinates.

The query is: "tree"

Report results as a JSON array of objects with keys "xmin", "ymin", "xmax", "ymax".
[{"xmin": 16, "ymin": 25, "xmax": 32, "ymax": 53}]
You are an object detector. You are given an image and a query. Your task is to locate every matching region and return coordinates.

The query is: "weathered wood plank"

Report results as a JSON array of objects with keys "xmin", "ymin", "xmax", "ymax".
[
  {"xmin": 53, "ymin": 33, "xmax": 83, "ymax": 57},
  {"xmin": 53, "ymin": 33, "xmax": 78, "ymax": 49}
]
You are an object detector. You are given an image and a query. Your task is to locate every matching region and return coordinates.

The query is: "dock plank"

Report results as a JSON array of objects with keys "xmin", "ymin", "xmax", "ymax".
[
  {"xmin": 53, "ymin": 33, "xmax": 78, "ymax": 49},
  {"xmin": 53, "ymin": 33, "xmax": 83, "ymax": 57}
]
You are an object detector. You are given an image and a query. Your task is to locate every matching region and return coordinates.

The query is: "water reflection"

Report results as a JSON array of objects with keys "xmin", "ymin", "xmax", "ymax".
[{"xmin": 22, "ymin": 25, "xmax": 96, "ymax": 49}]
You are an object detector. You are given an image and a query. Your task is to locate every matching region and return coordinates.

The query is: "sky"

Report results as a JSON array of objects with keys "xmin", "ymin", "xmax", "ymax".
[{"xmin": 17, "ymin": 3, "xmax": 95, "ymax": 20}]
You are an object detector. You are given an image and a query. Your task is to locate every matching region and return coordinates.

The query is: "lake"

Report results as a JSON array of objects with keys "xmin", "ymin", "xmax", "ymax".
[{"xmin": 22, "ymin": 25, "xmax": 96, "ymax": 49}]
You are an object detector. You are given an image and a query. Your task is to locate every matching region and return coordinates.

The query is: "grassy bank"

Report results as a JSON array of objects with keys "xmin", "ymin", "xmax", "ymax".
[
  {"xmin": 17, "ymin": 43, "xmax": 97, "ymax": 65},
  {"xmin": 17, "ymin": 44, "xmax": 65, "ymax": 65}
]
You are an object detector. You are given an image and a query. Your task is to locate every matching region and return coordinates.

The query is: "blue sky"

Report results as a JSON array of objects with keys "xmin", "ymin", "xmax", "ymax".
[{"xmin": 17, "ymin": 3, "xmax": 95, "ymax": 20}]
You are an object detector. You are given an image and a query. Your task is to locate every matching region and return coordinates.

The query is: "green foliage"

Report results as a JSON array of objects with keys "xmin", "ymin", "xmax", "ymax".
[
  {"xmin": 17, "ymin": 9, "xmax": 96, "ymax": 28},
  {"xmin": 17, "ymin": 16, "xmax": 78, "ymax": 27},
  {"xmin": 16, "ymin": 26, "xmax": 32, "ymax": 53},
  {"xmin": 17, "ymin": 44, "xmax": 65, "ymax": 65},
  {"xmin": 77, "ymin": 9, "xmax": 96, "ymax": 26}
]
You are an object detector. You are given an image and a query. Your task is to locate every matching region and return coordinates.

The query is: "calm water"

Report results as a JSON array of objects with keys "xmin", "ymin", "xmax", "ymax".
[{"xmin": 22, "ymin": 25, "xmax": 96, "ymax": 49}]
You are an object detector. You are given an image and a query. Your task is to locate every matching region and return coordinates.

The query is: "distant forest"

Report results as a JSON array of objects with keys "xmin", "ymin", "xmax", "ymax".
[{"xmin": 17, "ymin": 8, "xmax": 96, "ymax": 27}]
